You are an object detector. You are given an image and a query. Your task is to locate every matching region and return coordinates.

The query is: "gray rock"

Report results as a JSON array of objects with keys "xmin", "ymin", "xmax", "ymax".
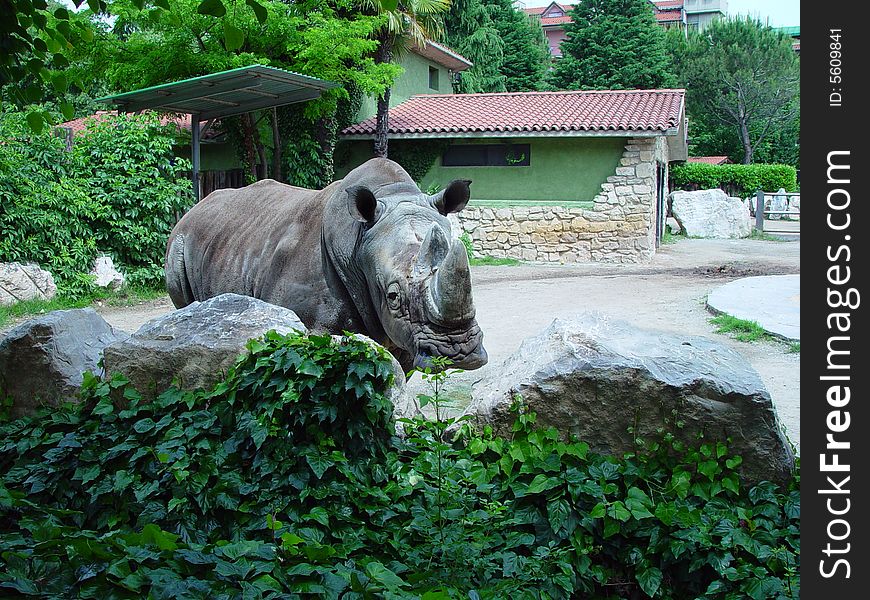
[
  {"xmin": 769, "ymin": 188, "xmax": 789, "ymax": 221},
  {"xmin": 671, "ymin": 189, "xmax": 751, "ymax": 239},
  {"xmin": 787, "ymin": 193, "xmax": 800, "ymax": 221},
  {"xmin": 0, "ymin": 262, "xmax": 57, "ymax": 306},
  {"xmin": 0, "ymin": 308, "xmax": 128, "ymax": 418},
  {"xmin": 102, "ymin": 293, "xmax": 307, "ymax": 400},
  {"xmin": 465, "ymin": 313, "xmax": 795, "ymax": 485},
  {"xmin": 90, "ymin": 256, "xmax": 126, "ymax": 290}
]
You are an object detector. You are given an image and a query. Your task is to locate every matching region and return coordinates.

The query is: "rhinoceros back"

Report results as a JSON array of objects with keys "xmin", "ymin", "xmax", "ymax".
[{"xmin": 165, "ymin": 179, "xmax": 335, "ymax": 324}]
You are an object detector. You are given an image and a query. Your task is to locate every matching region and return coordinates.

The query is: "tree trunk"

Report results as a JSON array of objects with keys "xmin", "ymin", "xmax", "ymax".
[
  {"xmin": 374, "ymin": 33, "xmax": 394, "ymax": 159},
  {"xmin": 374, "ymin": 89, "xmax": 392, "ymax": 158},
  {"xmin": 739, "ymin": 119, "xmax": 753, "ymax": 164},
  {"xmin": 241, "ymin": 113, "xmax": 258, "ymax": 181},
  {"xmin": 271, "ymin": 108, "xmax": 282, "ymax": 182}
]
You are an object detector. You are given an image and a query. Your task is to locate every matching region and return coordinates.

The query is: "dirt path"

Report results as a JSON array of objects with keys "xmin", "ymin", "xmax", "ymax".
[{"xmin": 93, "ymin": 237, "xmax": 801, "ymax": 451}]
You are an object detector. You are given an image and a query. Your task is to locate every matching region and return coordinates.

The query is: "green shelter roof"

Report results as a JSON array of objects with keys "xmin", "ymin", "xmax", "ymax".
[{"xmin": 96, "ymin": 65, "xmax": 339, "ymax": 121}]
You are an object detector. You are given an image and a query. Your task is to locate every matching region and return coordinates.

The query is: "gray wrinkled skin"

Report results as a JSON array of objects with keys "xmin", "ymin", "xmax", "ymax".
[{"xmin": 165, "ymin": 158, "xmax": 487, "ymax": 373}]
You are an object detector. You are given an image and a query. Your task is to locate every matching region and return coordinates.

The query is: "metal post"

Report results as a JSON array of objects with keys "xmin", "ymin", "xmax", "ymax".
[
  {"xmin": 191, "ymin": 115, "xmax": 201, "ymax": 203},
  {"xmin": 755, "ymin": 190, "xmax": 765, "ymax": 232}
]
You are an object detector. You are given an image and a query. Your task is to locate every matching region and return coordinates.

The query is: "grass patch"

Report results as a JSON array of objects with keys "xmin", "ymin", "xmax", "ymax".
[
  {"xmin": 788, "ymin": 342, "xmax": 800, "ymax": 353},
  {"xmin": 469, "ymin": 256, "xmax": 522, "ymax": 266},
  {"xmin": 0, "ymin": 285, "xmax": 166, "ymax": 329},
  {"xmin": 709, "ymin": 314, "xmax": 771, "ymax": 343}
]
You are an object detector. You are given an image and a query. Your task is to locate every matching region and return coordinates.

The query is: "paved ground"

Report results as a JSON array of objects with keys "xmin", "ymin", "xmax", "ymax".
[
  {"xmin": 91, "ymin": 237, "xmax": 801, "ymax": 451},
  {"xmin": 707, "ymin": 274, "xmax": 800, "ymax": 341}
]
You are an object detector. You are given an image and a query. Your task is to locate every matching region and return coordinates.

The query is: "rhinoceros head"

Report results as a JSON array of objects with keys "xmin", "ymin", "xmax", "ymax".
[{"xmin": 323, "ymin": 158, "xmax": 487, "ymax": 373}]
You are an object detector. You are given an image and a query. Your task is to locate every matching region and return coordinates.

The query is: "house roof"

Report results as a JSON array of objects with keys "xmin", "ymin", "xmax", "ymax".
[
  {"xmin": 652, "ymin": 0, "xmax": 684, "ymax": 10},
  {"xmin": 687, "ymin": 156, "xmax": 731, "ymax": 165},
  {"xmin": 412, "ymin": 40, "xmax": 473, "ymax": 71},
  {"xmin": 58, "ymin": 111, "xmax": 223, "ymax": 141},
  {"xmin": 655, "ymin": 12, "xmax": 683, "ymax": 22},
  {"xmin": 342, "ymin": 89, "xmax": 686, "ymax": 138}
]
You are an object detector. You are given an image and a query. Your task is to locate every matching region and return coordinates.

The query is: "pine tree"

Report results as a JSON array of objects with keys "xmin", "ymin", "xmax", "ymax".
[
  {"xmin": 547, "ymin": 0, "xmax": 675, "ymax": 90},
  {"xmin": 484, "ymin": 0, "xmax": 550, "ymax": 92},
  {"xmin": 668, "ymin": 17, "xmax": 799, "ymax": 164},
  {"xmin": 445, "ymin": 0, "xmax": 506, "ymax": 93}
]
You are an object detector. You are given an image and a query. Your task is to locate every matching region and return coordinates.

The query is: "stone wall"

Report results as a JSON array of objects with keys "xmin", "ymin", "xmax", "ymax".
[{"xmin": 457, "ymin": 137, "xmax": 668, "ymax": 264}]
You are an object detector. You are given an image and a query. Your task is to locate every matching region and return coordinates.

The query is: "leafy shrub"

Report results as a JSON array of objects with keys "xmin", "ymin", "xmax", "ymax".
[
  {"xmin": 0, "ymin": 332, "xmax": 799, "ymax": 598},
  {"xmin": 72, "ymin": 114, "xmax": 193, "ymax": 287},
  {"xmin": 0, "ymin": 111, "xmax": 192, "ymax": 295},
  {"xmin": 671, "ymin": 163, "xmax": 797, "ymax": 198}
]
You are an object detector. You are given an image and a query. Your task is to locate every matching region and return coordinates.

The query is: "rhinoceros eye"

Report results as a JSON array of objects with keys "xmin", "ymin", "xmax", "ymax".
[{"xmin": 386, "ymin": 283, "xmax": 402, "ymax": 310}]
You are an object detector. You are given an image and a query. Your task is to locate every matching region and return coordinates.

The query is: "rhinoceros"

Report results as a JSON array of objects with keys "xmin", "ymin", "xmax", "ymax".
[{"xmin": 164, "ymin": 157, "xmax": 487, "ymax": 373}]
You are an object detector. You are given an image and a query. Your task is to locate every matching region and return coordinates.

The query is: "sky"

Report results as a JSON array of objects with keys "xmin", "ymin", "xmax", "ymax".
[{"xmin": 520, "ymin": 0, "xmax": 800, "ymax": 28}]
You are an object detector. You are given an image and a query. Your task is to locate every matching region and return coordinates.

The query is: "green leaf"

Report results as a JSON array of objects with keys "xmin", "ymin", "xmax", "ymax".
[
  {"xmin": 306, "ymin": 453, "xmax": 332, "ymax": 479},
  {"xmin": 525, "ymin": 474, "xmax": 561, "ymax": 495},
  {"xmin": 26, "ymin": 111, "xmax": 45, "ymax": 133},
  {"xmin": 379, "ymin": 0, "xmax": 399, "ymax": 11},
  {"xmin": 589, "ymin": 502, "xmax": 606, "ymax": 519},
  {"xmin": 197, "ymin": 0, "xmax": 227, "ymax": 18},
  {"xmin": 223, "ymin": 22, "xmax": 244, "ymax": 52},
  {"xmin": 154, "ymin": 0, "xmax": 171, "ymax": 9},
  {"xmin": 637, "ymin": 566, "xmax": 663, "ymax": 597},
  {"xmin": 608, "ymin": 501, "xmax": 631, "ymax": 522},
  {"xmin": 113, "ymin": 470, "xmax": 134, "ymax": 492},
  {"xmin": 245, "ymin": 0, "xmax": 268, "ymax": 24},
  {"xmin": 365, "ymin": 561, "xmax": 406, "ymax": 591},
  {"xmin": 654, "ymin": 502, "xmax": 677, "ymax": 526}
]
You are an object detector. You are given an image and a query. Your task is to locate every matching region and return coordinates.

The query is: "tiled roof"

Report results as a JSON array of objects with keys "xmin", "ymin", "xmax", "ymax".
[
  {"xmin": 342, "ymin": 89, "xmax": 685, "ymax": 137},
  {"xmin": 655, "ymin": 12, "xmax": 683, "ymax": 22},
  {"xmin": 653, "ymin": 0, "xmax": 684, "ymax": 9},
  {"xmin": 687, "ymin": 156, "xmax": 731, "ymax": 165}
]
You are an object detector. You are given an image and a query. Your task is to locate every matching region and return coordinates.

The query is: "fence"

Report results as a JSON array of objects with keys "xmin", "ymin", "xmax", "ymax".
[{"xmin": 754, "ymin": 190, "xmax": 800, "ymax": 235}]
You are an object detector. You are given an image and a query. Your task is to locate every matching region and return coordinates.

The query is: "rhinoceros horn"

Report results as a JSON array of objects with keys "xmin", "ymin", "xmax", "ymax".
[
  {"xmin": 414, "ymin": 222, "xmax": 450, "ymax": 277},
  {"xmin": 428, "ymin": 238, "xmax": 475, "ymax": 324}
]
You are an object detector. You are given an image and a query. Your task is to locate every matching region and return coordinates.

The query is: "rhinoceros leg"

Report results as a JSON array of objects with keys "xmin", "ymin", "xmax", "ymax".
[{"xmin": 165, "ymin": 233, "xmax": 195, "ymax": 308}]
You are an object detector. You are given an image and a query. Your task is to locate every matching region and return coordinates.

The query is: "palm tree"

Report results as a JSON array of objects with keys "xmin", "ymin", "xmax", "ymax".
[{"xmin": 359, "ymin": 0, "xmax": 451, "ymax": 158}]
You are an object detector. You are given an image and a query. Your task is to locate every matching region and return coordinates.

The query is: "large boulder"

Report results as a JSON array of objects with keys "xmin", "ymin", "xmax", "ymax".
[
  {"xmin": 465, "ymin": 314, "xmax": 795, "ymax": 485},
  {"xmin": 0, "ymin": 308, "xmax": 128, "ymax": 418},
  {"xmin": 0, "ymin": 262, "xmax": 57, "ymax": 306},
  {"xmin": 671, "ymin": 189, "xmax": 751, "ymax": 239},
  {"xmin": 102, "ymin": 293, "xmax": 308, "ymax": 400}
]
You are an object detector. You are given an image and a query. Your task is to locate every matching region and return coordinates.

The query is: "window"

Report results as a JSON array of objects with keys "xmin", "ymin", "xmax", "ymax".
[
  {"xmin": 442, "ymin": 144, "xmax": 531, "ymax": 167},
  {"xmin": 428, "ymin": 66, "xmax": 439, "ymax": 91}
]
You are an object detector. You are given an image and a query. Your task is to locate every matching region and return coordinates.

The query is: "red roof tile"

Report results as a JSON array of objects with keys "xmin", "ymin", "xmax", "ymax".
[
  {"xmin": 655, "ymin": 12, "xmax": 683, "ymax": 22},
  {"xmin": 687, "ymin": 156, "xmax": 731, "ymax": 164},
  {"xmin": 342, "ymin": 89, "xmax": 685, "ymax": 137},
  {"xmin": 58, "ymin": 111, "xmax": 221, "ymax": 140},
  {"xmin": 652, "ymin": 0, "xmax": 684, "ymax": 9}
]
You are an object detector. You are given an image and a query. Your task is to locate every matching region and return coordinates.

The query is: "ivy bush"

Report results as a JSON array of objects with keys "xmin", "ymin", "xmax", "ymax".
[
  {"xmin": 670, "ymin": 163, "xmax": 798, "ymax": 198},
  {"xmin": 0, "ymin": 332, "xmax": 799, "ymax": 598},
  {"xmin": 0, "ymin": 111, "xmax": 192, "ymax": 296}
]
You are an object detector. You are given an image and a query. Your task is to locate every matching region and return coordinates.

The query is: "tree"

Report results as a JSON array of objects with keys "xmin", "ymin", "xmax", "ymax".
[
  {"xmin": 547, "ymin": 0, "xmax": 674, "ymax": 91},
  {"xmin": 483, "ymin": 0, "xmax": 549, "ymax": 92},
  {"xmin": 1, "ymin": 0, "xmax": 106, "ymax": 129},
  {"xmin": 360, "ymin": 0, "xmax": 450, "ymax": 158},
  {"xmin": 70, "ymin": 0, "xmax": 398, "ymax": 184},
  {"xmin": 445, "ymin": 0, "xmax": 505, "ymax": 93},
  {"xmin": 669, "ymin": 17, "xmax": 799, "ymax": 164}
]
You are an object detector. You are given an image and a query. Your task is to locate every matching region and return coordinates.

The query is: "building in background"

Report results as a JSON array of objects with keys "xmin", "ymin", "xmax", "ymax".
[{"xmin": 522, "ymin": 0, "xmax": 729, "ymax": 58}]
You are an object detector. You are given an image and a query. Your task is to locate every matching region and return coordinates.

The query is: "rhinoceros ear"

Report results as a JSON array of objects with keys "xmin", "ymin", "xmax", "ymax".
[
  {"xmin": 346, "ymin": 186, "xmax": 379, "ymax": 223},
  {"xmin": 432, "ymin": 179, "xmax": 471, "ymax": 215}
]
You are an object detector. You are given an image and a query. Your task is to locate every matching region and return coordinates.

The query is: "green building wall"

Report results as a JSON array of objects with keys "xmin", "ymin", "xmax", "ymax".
[
  {"xmin": 336, "ymin": 136, "xmax": 627, "ymax": 205},
  {"xmin": 356, "ymin": 52, "xmax": 451, "ymax": 122}
]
